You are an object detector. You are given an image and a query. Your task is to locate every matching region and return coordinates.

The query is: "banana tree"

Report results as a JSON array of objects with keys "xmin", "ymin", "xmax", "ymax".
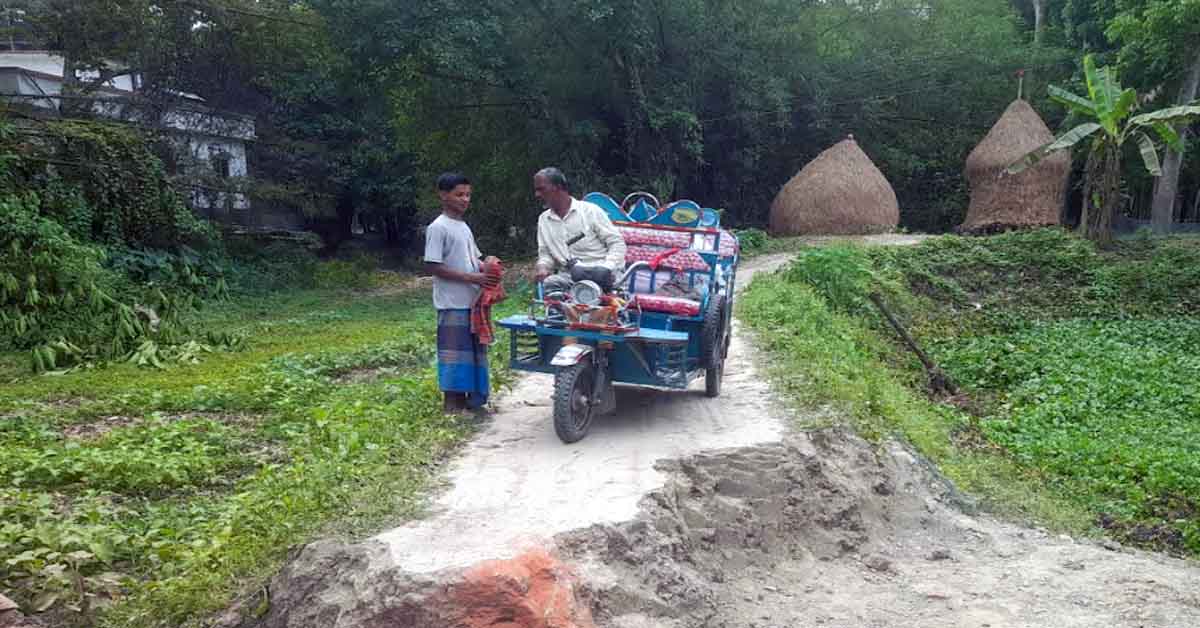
[{"xmin": 1008, "ymin": 54, "xmax": 1200, "ymax": 244}]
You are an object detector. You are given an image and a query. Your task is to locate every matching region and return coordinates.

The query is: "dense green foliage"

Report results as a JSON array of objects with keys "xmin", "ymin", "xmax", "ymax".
[
  {"xmin": 7, "ymin": 121, "xmax": 215, "ymax": 249},
  {"xmin": 741, "ymin": 251, "xmax": 1094, "ymax": 533},
  {"xmin": 941, "ymin": 319, "xmax": 1200, "ymax": 549},
  {"xmin": 0, "ymin": 0, "xmax": 1071, "ymax": 252},
  {"xmin": 7, "ymin": 0, "xmax": 1200, "ymax": 250},
  {"xmin": 746, "ymin": 230, "xmax": 1200, "ymax": 554},
  {"xmin": 0, "ymin": 285, "xmax": 523, "ymax": 626},
  {"xmin": 376, "ymin": 0, "xmax": 1064, "ymax": 243},
  {"xmin": 9, "ymin": 0, "xmax": 1200, "ymax": 250},
  {"xmin": 0, "ymin": 120, "xmax": 232, "ymax": 369},
  {"xmin": 0, "ymin": 117, "xmax": 380, "ymax": 372}
]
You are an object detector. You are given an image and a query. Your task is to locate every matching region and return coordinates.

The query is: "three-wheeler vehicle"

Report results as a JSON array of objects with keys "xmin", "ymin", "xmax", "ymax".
[{"xmin": 498, "ymin": 191, "xmax": 741, "ymax": 443}]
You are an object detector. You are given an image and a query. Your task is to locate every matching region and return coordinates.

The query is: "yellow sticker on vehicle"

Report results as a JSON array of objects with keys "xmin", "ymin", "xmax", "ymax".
[{"xmin": 671, "ymin": 207, "xmax": 699, "ymax": 224}]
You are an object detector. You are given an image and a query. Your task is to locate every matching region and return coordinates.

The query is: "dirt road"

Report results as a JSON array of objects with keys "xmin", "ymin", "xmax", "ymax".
[
  {"xmin": 371, "ymin": 254, "xmax": 796, "ymax": 574},
  {"xmin": 258, "ymin": 249, "xmax": 1200, "ymax": 628}
]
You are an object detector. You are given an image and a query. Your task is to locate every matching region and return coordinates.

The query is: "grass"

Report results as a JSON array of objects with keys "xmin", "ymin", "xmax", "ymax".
[
  {"xmin": 741, "ymin": 229, "xmax": 1200, "ymax": 552},
  {"xmin": 0, "ymin": 279, "xmax": 527, "ymax": 627},
  {"xmin": 739, "ymin": 274, "xmax": 1096, "ymax": 532}
]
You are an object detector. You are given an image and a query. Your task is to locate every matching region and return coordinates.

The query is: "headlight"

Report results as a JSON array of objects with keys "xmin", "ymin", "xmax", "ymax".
[{"xmin": 570, "ymin": 280, "xmax": 603, "ymax": 306}]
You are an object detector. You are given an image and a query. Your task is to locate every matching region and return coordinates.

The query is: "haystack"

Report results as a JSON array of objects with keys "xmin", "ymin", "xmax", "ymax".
[
  {"xmin": 961, "ymin": 99, "xmax": 1069, "ymax": 233},
  {"xmin": 769, "ymin": 136, "xmax": 899, "ymax": 236}
]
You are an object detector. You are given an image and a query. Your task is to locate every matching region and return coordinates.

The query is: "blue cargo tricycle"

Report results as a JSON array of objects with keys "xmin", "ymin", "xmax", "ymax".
[{"xmin": 498, "ymin": 192, "xmax": 741, "ymax": 443}]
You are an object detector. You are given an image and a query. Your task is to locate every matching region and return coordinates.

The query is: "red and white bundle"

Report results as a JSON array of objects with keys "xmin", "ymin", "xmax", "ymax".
[
  {"xmin": 625, "ymin": 245, "xmax": 711, "ymax": 272},
  {"xmin": 617, "ymin": 226, "xmax": 692, "ymax": 249}
]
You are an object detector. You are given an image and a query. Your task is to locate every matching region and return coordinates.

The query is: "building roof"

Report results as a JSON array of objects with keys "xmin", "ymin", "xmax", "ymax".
[{"xmin": 0, "ymin": 51, "xmax": 255, "ymax": 141}]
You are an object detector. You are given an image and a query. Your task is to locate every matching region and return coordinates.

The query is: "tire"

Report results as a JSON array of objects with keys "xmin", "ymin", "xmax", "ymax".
[
  {"xmin": 702, "ymin": 295, "xmax": 727, "ymax": 398},
  {"xmin": 722, "ymin": 296, "xmax": 733, "ymax": 357},
  {"xmin": 553, "ymin": 361, "xmax": 597, "ymax": 443}
]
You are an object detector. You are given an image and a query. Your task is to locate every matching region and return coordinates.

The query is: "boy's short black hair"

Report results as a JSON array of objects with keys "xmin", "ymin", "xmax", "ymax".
[{"xmin": 436, "ymin": 172, "xmax": 471, "ymax": 192}]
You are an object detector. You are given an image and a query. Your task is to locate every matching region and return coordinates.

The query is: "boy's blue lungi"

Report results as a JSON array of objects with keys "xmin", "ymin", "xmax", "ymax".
[{"xmin": 436, "ymin": 309, "xmax": 489, "ymax": 408}]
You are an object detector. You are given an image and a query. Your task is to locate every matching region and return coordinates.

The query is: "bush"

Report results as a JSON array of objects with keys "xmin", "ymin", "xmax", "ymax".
[
  {"xmin": 312, "ymin": 253, "xmax": 379, "ymax": 290},
  {"xmin": 5, "ymin": 119, "xmax": 214, "ymax": 250},
  {"xmin": 781, "ymin": 245, "xmax": 908, "ymax": 317},
  {"xmin": 105, "ymin": 247, "xmax": 228, "ymax": 301},
  {"xmin": 766, "ymin": 229, "xmax": 1200, "ymax": 555},
  {"xmin": 0, "ymin": 193, "xmax": 237, "ymax": 369},
  {"xmin": 734, "ymin": 227, "xmax": 767, "ymax": 253},
  {"xmin": 0, "ymin": 118, "xmax": 243, "ymax": 371},
  {"xmin": 0, "ymin": 193, "xmax": 112, "ymax": 351},
  {"xmin": 221, "ymin": 240, "xmax": 320, "ymax": 294}
]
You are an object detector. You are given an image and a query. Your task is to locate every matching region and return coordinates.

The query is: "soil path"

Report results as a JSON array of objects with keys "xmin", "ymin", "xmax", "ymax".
[
  {"xmin": 258, "ymin": 242, "xmax": 1200, "ymax": 628},
  {"xmin": 374, "ymin": 253, "xmax": 798, "ymax": 573}
]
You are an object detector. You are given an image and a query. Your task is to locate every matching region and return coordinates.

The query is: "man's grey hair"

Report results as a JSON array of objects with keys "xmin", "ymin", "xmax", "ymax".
[{"xmin": 535, "ymin": 167, "xmax": 569, "ymax": 192}]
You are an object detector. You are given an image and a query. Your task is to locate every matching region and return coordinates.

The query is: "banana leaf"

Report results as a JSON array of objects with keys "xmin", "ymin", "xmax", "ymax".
[
  {"xmin": 1006, "ymin": 123, "xmax": 1102, "ymax": 175},
  {"xmin": 1048, "ymin": 85, "xmax": 1097, "ymax": 118},
  {"xmin": 1135, "ymin": 132, "xmax": 1162, "ymax": 176}
]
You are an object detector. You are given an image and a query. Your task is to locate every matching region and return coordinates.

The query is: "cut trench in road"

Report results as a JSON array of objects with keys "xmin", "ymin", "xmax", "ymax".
[{"xmin": 251, "ymin": 249, "xmax": 1200, "ymax": 628}]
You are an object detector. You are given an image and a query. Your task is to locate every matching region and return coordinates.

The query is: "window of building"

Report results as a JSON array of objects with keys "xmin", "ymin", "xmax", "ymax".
[{"xmin": 209, "ymin": 148, "xmax": 232, "ymax": 179}]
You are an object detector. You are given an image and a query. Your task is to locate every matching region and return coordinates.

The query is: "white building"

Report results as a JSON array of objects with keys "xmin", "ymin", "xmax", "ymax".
[{"xmin": 0, "ymin": 50, "xmax": 255, "ymax": 216}]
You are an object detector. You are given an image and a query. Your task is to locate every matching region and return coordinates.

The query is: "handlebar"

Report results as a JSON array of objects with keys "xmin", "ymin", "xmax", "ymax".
[{"xmin": 614, "ymin": 261, "xmax": 651, "ymax": 290}]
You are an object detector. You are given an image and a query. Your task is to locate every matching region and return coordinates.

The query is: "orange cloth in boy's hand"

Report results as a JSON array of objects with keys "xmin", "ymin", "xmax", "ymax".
[{"xmin": 472, "ymin": 258, "xmax": 507, "ymax": 345}]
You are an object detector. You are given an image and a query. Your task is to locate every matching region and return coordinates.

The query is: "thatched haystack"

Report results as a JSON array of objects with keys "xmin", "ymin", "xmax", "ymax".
[
  {"xmin": 961, "ymin": 99, "xmax": 1069, "ymax": 233},
  {"xmin": 769, "ymin": 136, "xmax": 900, "ymax": 236}
]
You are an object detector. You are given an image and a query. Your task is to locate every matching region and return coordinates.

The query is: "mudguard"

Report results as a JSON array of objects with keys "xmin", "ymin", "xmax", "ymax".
[{"xmin": 551, "ymin": 344, "xmax": 594, "ymax": 367}]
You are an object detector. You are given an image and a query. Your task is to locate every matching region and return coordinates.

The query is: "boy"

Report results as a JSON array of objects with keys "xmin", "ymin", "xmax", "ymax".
[{"xmin": 424, "ymin": 173, "xmax": 498, "ymax": 414}]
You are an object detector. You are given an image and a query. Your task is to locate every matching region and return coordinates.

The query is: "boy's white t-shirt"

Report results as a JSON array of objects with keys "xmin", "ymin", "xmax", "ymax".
[{"xmin": 424, "ymin": 214, "xmax": 482, "ymax": 310}]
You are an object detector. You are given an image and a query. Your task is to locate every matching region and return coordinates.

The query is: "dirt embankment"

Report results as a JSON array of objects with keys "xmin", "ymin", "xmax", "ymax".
[
  {"xmin": 256, "ymin": 428, "xmax": 1200, "ymax": 628},
  {"xmin": 248, "ymin": 251, "xmax": 1200, "ymax": 628}
]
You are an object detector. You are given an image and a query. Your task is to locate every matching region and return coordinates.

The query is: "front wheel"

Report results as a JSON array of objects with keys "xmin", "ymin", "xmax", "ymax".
[{"xmin": 554, "ymin": 361, "xmax": 596, "ymax": 443}]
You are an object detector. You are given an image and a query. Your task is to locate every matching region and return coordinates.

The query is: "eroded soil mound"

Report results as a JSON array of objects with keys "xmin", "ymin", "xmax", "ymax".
[
  {"xmin": 563, "ymin": 431, "xmax": 1200, "ymax": 628},
  {"xmin": 256, "ymin": 428, "xmax": 1200, "ymax": 628}
]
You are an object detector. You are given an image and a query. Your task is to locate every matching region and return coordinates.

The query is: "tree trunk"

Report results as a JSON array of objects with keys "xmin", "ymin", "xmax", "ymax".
[
  {"xmin": 1081, "ymin": 142, "xmax": 1120, "ymax": 245},
  {"xmin": 1032, "ymin": 0, "xmax": 1045, "ymax": 45},
  {"xmin": 1151, "ymin": 47, "xmax": 1200, "ymax": 233}
]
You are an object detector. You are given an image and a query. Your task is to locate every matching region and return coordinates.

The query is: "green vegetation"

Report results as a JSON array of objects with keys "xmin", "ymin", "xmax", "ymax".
[
  {"xmin": 743, "ymin": 230, "xmax": 1200, "ymax": 553},
  {"xmin": 5, "ymin": 0, "xmax": 1200, "ymax": 625},
  {"xmin": 1009, "ymin": 54, "xmax": 1200, "ymax": 243},
  {"xmin": 733, "ymin": 228, "xmax": 768, "ymax": 256},
  {"xmin": 21, "ymin": 0, "xmax": 1168, "ymax": 247},
  {"xmin": 0, "ymin": 119, "xmax": 233, "ymax": 373},
  {"xmin": 0, "ymin": 283, "xmax": 523, "ymax": 627}
]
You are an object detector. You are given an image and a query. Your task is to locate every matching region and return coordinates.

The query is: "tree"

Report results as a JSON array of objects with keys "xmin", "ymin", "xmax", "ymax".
[
  {"xmin": 2, "ymin": 0, "xmax": 1083, "ymax": 251},
  {"xmin": 11, "ymin": 1, "xmax": 209, "ymax": 115},
  {"xmin": 1012, "ymin": 0, "xmax": 1071, "ymax": 44},
  {"xmin": 1106, "ymin": 0, "xmax": 1200, "ymax": 232},
  {"xmin": 1009, "ymin": 55, "xmax": 1200, "ymax": 244}
]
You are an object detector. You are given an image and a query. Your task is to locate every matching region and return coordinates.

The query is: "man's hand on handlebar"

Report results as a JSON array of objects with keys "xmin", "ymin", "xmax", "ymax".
[{"xmin": 534, "ymin": 266, "xmax": 552, "ymax": 283}]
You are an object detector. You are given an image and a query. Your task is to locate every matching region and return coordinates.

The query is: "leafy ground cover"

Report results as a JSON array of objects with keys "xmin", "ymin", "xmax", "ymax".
[
  {"xmin": 0, "ymin": 277, "xmax": 525, "ymax": 627},
  {"xmin": 742, "ymin": 229, "xmax": 1200, "ymax": 554}
]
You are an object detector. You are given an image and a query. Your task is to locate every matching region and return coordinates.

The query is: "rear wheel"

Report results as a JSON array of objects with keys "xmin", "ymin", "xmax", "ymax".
[
  {"xmin": 722, "ymin": 296, "xmax": 733, "ymax": 356},
  {"xmin": 702, "ymin": 295, "xmax": 727, "ymax": 398},
  {"xmin": 554, "ymin": 361, "xmax": 596, "ymax": 443}
]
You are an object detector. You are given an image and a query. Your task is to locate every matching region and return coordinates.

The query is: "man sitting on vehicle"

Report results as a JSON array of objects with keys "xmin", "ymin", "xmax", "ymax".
[{"xmin": 533, "ymin": 167, "xmax": 627, "ymax": 295}]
